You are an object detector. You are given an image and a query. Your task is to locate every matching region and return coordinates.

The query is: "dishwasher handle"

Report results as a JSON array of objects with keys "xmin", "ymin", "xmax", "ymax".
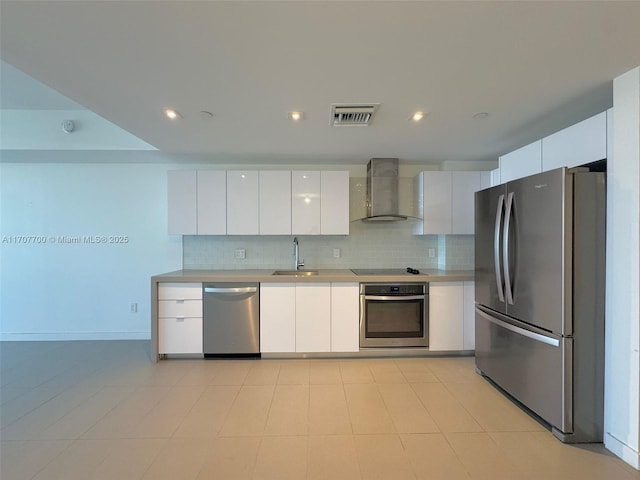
[{"xmin": 204, "ymin": 286, "xmax": 257, "ymax": 294}]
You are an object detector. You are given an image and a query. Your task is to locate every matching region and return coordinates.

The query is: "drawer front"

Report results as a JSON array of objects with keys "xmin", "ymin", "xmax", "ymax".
[
  {"xmin": 475, "ymin": 307, "xmax": 568, "ymax": 432},
  {"xmin": 158, "ymin": 317, "xmax": 203, "ymax": 354},
  {"xmin": 158, "ymin": 283, "xmax": 202, "ymax": 300},
  {"xmin": 158, "ymin": 299, "xmax": 202, "ymax": 318}
]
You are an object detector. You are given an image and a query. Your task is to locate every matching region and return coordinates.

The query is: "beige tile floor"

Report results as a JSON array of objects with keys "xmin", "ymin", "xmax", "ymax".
[{"xmin": 1, "ymin": 341, "xmax": 639, "ymax": 480}]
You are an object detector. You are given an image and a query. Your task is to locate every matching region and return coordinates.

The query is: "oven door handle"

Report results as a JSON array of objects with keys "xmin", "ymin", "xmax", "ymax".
[{"xmin": 364, "ymin": 295, "xmax": 425, "ymax": 301}]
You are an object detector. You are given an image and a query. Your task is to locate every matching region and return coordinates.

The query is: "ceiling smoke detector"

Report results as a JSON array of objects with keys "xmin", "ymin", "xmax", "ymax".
[{"xmin": 331, "ymin": 103, "xmax": 379, "ymax": 126}]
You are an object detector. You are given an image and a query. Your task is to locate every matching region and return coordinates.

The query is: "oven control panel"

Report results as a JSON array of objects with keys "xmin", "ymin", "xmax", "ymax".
[{"xmin": 360, "ymin": 283, "xmax": 427, "ymax": 295}]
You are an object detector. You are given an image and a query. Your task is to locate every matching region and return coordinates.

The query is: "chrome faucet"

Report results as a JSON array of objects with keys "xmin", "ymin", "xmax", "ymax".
[{"xmin": 293, "ymin": 237, "xmax": 305, "ymax": 270}]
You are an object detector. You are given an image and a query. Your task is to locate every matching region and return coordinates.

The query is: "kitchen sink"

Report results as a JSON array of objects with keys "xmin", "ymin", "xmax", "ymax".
[{"xmin": 272, "ymin": 270, "xmax": 319, "ymax": 276}]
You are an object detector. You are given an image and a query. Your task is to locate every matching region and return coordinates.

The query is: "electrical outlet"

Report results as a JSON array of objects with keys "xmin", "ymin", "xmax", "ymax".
[
  {"xmin": 333, "ymin": 248, "xmax": 341, "ymax": 258},
  {"xmin": 428, "ymin": 248, "xmax": 436, "ymax": 258},
  {"xmin": 234, "ymin": 248, "xmax": 246, "ymax": 259},
  {"xmin": 129, "ymin": 303, "xmax": 138, "ymax": 314}
]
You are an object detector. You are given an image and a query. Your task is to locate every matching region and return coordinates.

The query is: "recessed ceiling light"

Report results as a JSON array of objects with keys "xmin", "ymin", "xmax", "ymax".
[
  {"xmin": 164, "ymin": 108, "xmax": 182, "ymax": 120},
  {"xmin": 199, "ymin": 110, "xmax": 214, "ymax": 119},
  {"xmin": 410, "ymin": 111, "xmax": 426, "ymax": 122},
  {"xmin": 288, "ymin": 111, "xmax": 304, "ymax": 121},
  {"xmin": 473, "ymin": 112, "xmax": 489, "ymax": 120}
]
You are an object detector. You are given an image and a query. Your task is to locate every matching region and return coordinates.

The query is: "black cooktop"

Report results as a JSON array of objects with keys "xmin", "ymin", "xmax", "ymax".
[{"xmin": 351, "ymin": 267, "xmax": 422, "ymax": 276}]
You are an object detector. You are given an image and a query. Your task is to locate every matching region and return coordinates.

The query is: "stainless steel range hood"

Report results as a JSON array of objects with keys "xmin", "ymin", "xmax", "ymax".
[{"xmin": 362, "ymin": 158, "xmax": 410, "ymax": 222}]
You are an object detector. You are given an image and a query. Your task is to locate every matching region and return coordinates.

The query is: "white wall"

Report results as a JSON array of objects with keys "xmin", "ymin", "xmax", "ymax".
[
  {"xmin": 0, "ymin": 161, "xmax": 182, "ymax": 340},
  {"xmin": 605, "ymin": 67, "xmax": 640, "ymax": 469}
]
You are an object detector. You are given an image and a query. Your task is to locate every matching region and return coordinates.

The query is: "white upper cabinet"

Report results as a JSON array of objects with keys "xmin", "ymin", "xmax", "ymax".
[
  {"xmin": 451, "ymin": 172, "xmax": 481, "ymax": 234},
  {"xmin": 169, "ymin": 169, "xmax": 349, "ymax": 236},
  {"xmin": 292, "ymin": 171, "xmax": 321, "ymax": 235},
  {"xmin": 197, "ymin": 170, "xmax": 226, "ymax": 235},
  {"xmin": 414, "ymin": 171, "xmax": 452, "ymax": 235},
  {"xmin": 480, "ymin": 168, "xmax": 500, "ymax": 189},
  {"xmin": 607, "ymin": 108, "xmax": 613, "ymax": 162},
  {"xmin": 321, "ymin": 170, "xmax": 350, "ymax": 235},
  {"xmin": 499, "ymin": 110, "xmax": 609, "ymax": 183},
  {"xmin": 167, "ymin": 170, "xmax": 197, "ymax": 235},
  {"xmin": 499, "ymin": 140, "xmax": 542, "ymax": 183},
  {"xmin": 227, "ymin": 171, "xmax": 259, "ymax": 235},
  {"xmin": 414, "ymin": 171, "xmax": 480, "ymax": 235},
  {"xmin": 542, "ymin": 111, "xmax": 607, "ymax": 171},
  {"xmin": 259, "ymin": 171, "xmax": 291, "ymax": 235}
]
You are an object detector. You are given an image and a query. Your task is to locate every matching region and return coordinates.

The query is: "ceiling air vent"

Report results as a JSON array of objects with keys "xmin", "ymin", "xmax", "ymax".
[{"xmin": 331, "ymin": 103, "xmax": 379, "ymax": 126}]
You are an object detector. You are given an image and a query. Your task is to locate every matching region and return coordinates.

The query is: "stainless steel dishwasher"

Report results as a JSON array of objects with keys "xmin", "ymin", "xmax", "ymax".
[{"xmin": 203, "ymin": 283, "xmax": 260, "ymax": 357}]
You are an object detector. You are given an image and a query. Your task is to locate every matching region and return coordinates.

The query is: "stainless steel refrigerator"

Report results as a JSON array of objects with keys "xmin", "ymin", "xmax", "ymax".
[{"xmin": 474, "ymin": 167, "xmax": 606, "ymax": 443}]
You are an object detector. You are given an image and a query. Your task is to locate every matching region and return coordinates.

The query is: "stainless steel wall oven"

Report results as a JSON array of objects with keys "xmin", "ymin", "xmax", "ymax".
[{"xmin": 359, "ymin": 283, "xmax": 428, "ymax": 348}]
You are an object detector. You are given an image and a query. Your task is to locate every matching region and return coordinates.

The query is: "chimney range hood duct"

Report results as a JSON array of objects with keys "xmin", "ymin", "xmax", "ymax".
[{"xmin": 362, "ymin": 158, "xmax": 410, "ymax": 222}]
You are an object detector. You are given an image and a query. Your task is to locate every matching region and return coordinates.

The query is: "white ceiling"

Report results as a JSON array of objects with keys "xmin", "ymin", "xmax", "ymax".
[{"xmin": 2, "ymin": 1, "xmax": 640, "ymax": 165}]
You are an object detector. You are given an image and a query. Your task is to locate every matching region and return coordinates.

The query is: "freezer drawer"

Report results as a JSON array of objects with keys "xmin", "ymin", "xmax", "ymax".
[{"xmin": 475, "ymin": 306, "xmax": 571, "ymax": 434}]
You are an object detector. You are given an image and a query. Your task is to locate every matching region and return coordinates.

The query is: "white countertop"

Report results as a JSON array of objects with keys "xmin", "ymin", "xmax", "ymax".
[{"xmin": 151, "ymin": 268, "xmax": 475, "ymax": 284}]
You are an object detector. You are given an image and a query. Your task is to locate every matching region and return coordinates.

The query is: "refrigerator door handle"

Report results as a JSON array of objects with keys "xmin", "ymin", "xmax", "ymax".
[
  {"xmin": 494, "ymin": 194, "xmax": 505, "ymax": 302},
  {"xmin": 476, "ymin": 307, "xmax": 560, "ymax": 347},
  {"xmin": 503, "ymin": 191, "xmax": 515, "ymax": 305}
]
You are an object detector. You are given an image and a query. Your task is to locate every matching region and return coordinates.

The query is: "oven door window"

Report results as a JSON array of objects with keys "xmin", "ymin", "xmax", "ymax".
[{"xmin": 365, "ymin": 299, "xmax": 424, "ymax": 338}]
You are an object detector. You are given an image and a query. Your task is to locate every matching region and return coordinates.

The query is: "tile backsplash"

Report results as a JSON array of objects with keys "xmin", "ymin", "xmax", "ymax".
[{"xmin": 183, "ymin": 177, "xmax": 474, "ymax": 270}]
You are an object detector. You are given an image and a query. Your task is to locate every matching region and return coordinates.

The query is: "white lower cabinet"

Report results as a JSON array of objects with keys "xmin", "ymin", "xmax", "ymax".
[
  {"xmin": 429, "ymin": 281, "xmax": 475, "ymax": 351},
  {"xmin": 331, "ymin": 283, "xmax": 360, "ymax": 352},
  {"xmin": 260, "ymin": 282, "xmax": 360, "ymax": 353},
  {"xmin": 158, "ymin": 283, "xmax": 203, "ymax": 354},
  {"xmin": 295, "ymin": 283, "xmax": 331, "ymax": 352},
  {"xmin": 260, "ymin": 283, "xmax": 296, "ymax": 353},
  {"xmin": 463, "ymin": 281, "xmax": 475, "ymax": 350},
  {"xmin": 429, "ymin": 282, "xmax": 464, "ymax": 351}
]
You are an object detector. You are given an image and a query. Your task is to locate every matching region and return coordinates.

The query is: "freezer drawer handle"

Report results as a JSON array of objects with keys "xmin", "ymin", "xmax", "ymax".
[
  {"xmin": 204, "ymin": 287, "xmax": 257, "ymax": 294},
  {"xmin": 503, "ymin": 192, "xmax": 515, "ymax": 305},
  {"xmin": 494, "ymin": 193, "xmax": 505, "ymax": 302},
  {"xmin": 476, "ymin": 307, "xmax": 559, "ymax": 346}
]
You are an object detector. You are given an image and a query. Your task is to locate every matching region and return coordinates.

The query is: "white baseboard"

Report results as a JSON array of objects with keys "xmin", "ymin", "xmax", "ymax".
[
  {"xmin": 0, "ymin": 332, "xmax": 150, "ymax": 341},
  {"xmin": 605, "ymin": 432, "xmax": 640, "ymax": 470}
]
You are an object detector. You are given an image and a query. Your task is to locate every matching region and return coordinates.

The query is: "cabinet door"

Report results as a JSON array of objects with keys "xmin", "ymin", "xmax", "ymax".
[
  {"xmin": 429, "ymin": 282, "xmax": 464, "ymax": 351},
  {"xmin": 158, "ymin": 317, "xmax": 203, "ymax": 354},
  {"xmin": 480, "ymin": 168, "xmax": 500, "ymax": 189},
  {"xmin": 421, "ymin": 171, "xmax": 453, "ymax": 234},
  {"xmin": 197, "ymin": 170, "xmax": 226, "ymax": 235},
  {"xmin": 542, "ymin": 112, "xmax": 607, "ymax": 171},
  {"xmin": 607, "ymin": 108, "xmax": 613, "ymax": 162},
  {"xmin": 292, "ymin": 171, "xmax": 321, "ymax": 235},
  {"xmin": 295, "ymin": 283, "xmax": 331, "ymax": 352},
  {"xmin": 321, "ymin": 171, "xmax": 349, "ymax": 235},
  {"xmin": 167, "ymin": 170, "xmax": 197, "ymax": 235},
  {"xmin": 499, "ymin": 140, "xmax": 542, "ymax": 183},
  {"xmin": 157, "ymin": 282, "xmax": 203, "ymax": 354},
  {"xmin": 451, "ymin": 172, "xmax": 481, "ymax": 234},
  {"xmin": 480, "ymin": 171, "xmax": 492, "ymax": 190},
  {"xmin": 463, "ymin": 281, "xmax": 475, "ymax": 350},
  {"xmin": 259, "ymin": 171, "xmax": 291, "ymax": 235},
  {"xmin": 260, "ymin": 283, "xmax": 296, "ymax": 353},
  {"xmin": 331, "ymin": 283, "xmax": 360, "ymax": 352},
  {"xmin": 227, "ymin": 171, "xmax": 259, "ymax": 235}
]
